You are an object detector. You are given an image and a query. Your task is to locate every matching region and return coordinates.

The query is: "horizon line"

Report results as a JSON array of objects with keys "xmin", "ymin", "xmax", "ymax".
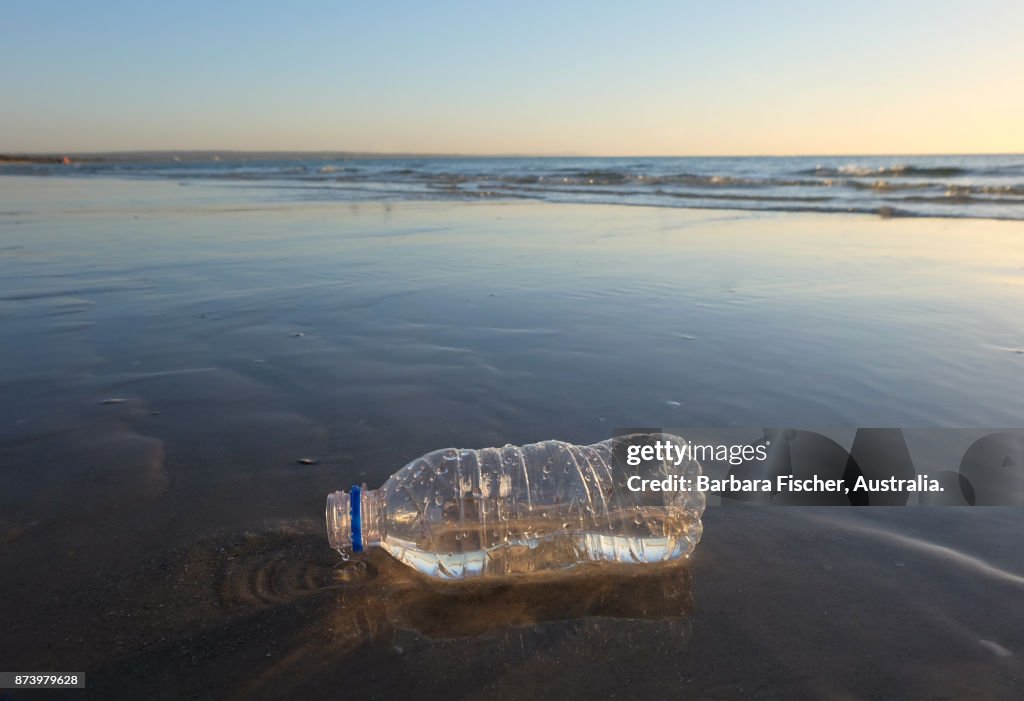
[{"xmin": 2, "ymin": 149, "xmax": 1022, "ymax": 160}]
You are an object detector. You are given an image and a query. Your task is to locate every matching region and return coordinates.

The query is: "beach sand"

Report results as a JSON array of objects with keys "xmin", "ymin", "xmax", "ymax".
[{"xmin": 1, "ymin": 176, "xmax": 1022, "ymax": 698}]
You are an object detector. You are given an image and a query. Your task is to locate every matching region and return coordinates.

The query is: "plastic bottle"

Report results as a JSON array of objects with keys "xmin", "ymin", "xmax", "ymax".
[{"xmin": 325, "ymin": 433, "xmax": 705, "ymax": 580}]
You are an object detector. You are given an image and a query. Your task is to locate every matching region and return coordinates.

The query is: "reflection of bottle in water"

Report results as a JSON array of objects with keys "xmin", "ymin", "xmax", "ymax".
[{"xmin": 325, "ymin": 434, "xmax": 705, "ymax": 580}]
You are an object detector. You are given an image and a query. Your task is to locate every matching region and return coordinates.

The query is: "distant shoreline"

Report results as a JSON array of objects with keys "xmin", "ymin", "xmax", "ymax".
[
  {"xmin": 0, "ymin": 154, "xmax": 73, "ymax": 164},
  {"xmin": 2, "ymin": 149, "xmax": 536, "ymax": 162}
]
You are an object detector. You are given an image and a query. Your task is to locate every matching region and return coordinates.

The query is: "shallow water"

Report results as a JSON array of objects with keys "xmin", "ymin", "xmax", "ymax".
[{"xmin": 1, "ymin": 176, "xmax": 1023, "ymax": 698}]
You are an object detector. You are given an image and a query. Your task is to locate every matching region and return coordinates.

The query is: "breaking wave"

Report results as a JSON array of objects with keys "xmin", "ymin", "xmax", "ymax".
[{"xmin": 3, "ymin": 153, "xmax": 1023, "ymax": 220}]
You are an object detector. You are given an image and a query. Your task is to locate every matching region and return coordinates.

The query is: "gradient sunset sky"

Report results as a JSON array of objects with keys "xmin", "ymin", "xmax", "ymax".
[{"xmin": 2, "ymin": 0, "xmax": 1022, "ymax": 155}]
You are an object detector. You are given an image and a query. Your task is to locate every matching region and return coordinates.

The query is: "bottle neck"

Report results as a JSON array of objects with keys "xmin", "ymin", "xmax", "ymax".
[
  {"xmin": 360, "ymin": 487, "xmax": 385, "ymax": 547},
  {"xmin": 326, "ymin": 486, "xmax": 385, "ymax": 554}
]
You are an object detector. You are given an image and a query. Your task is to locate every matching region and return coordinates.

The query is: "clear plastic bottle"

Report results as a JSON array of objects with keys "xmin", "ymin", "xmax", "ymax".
[{"xmin": 325, "ymin": 433, "xmax": 705, "ymax": 580}]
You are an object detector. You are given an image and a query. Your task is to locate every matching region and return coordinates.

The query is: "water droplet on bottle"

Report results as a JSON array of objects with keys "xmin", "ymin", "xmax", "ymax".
[
  {"xmin": 542, "ymin": 464, "xmax": 551, "ymax": 475},
  {"xmin": 340, "ymin": 551, "xmax": 350, "ymax": 562},
  {"xmin": 634, "ymin": 514, "xmax": 643, "ymax": 525},
  {"xmin": 562, "ymin": 522, "xmax": 570, "ymax": 529},
  {"xmin": 563, "ymin": 464, "xmax": 571, "ymax": 473},
  {"xmin": 434, "ymin": 494, "xmax": 443, "ymax": 506}
]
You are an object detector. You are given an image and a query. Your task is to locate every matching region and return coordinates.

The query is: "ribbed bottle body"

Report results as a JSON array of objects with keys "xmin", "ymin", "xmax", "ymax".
[{"xmin": 328, "ymin": 434, "xmax": 705, "ymax": 580}]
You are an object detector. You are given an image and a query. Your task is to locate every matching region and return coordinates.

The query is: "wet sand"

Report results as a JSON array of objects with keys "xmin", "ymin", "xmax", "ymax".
[{"xmin": 1, "ymin": 176, "xmax": 1023, "ymax": 698}]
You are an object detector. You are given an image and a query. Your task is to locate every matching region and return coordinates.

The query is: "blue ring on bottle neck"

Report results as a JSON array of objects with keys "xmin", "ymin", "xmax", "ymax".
[{"xmin": 350, "ymin": 485, "xmax": 363, "ymax": 552}]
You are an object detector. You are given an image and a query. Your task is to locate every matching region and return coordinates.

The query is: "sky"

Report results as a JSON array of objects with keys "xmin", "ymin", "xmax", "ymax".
[{"xmin": 1, "ymin": 1, "xmax": 1022, "ymax": 156}]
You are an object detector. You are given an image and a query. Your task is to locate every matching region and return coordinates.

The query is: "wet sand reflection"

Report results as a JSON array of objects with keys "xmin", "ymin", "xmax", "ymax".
[{"xmin": 90, "ymin": 525, "xmax": 694, "ymax": 699}]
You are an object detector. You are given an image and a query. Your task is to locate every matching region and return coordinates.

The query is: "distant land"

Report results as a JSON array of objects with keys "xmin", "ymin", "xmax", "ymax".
[{"xmin": 0, "ymin": 150, "xmax": 496, "ymax": 164}]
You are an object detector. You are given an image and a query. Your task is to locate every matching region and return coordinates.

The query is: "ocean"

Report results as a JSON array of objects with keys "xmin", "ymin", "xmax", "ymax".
[{"xmin": 4, "ymin": 153, "xmax": 1024, "ymax": 220}]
